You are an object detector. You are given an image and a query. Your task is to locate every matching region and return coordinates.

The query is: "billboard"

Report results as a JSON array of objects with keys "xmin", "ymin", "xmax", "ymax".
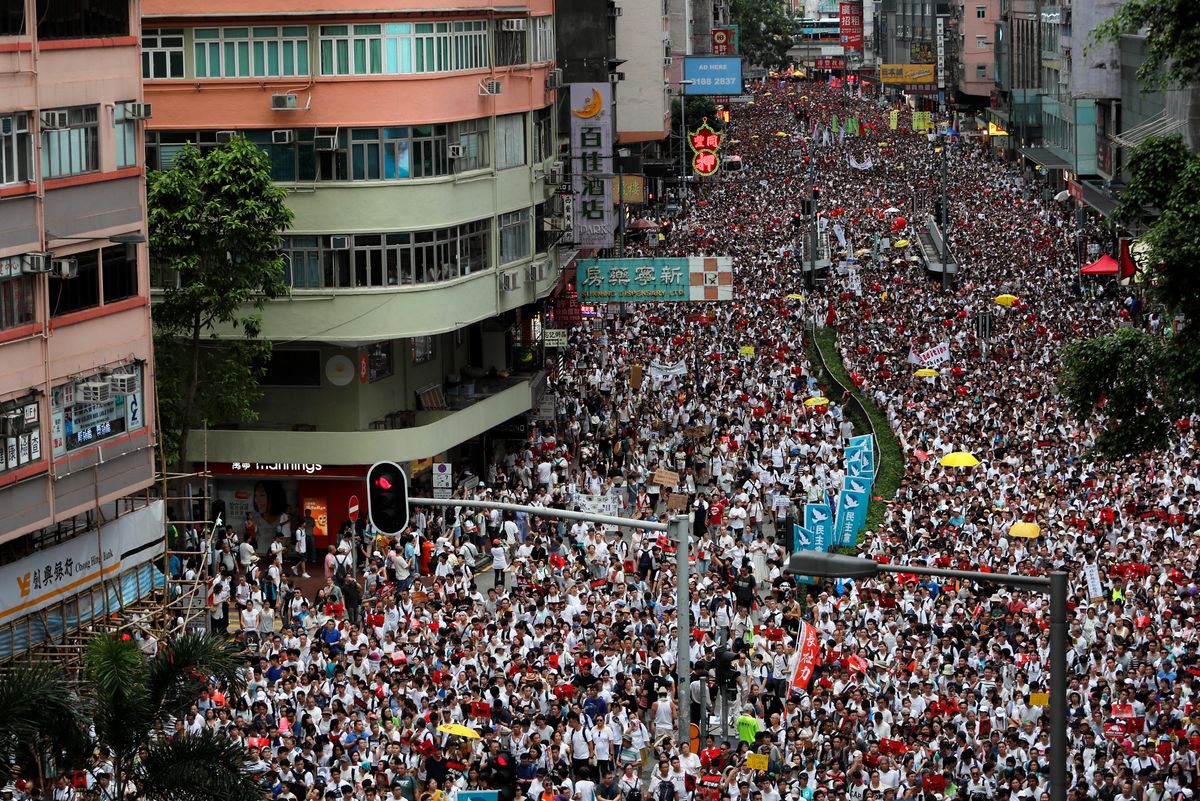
[
  {"xmin": 577, "ymin": 256, "xmax": 734, "ymax": 303},
  {"xmin": 880, "ymin": 64, "xmax": 935, "ymax": 84},
  {"xmin": 910, "ymin": 41, "xmax": 935, "ymax": 63},
  {"xmin": 569, "ymin": 83, "xmax": 615, "ymax": 249},
  {"xmin": 839, "ymin": 1, "xmax": 864, "ymax": 51},
  {"xmin": 683, "ymin": 57, "xmax": 744, "ymax": 95}
]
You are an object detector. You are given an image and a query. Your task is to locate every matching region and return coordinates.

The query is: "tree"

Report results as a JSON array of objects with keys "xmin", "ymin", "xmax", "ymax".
[
  {"xmin": 0, "ymin": 632, "xmax": 260, "ymax": 801},
  {"xmin": 148, "ymin": 136, "xmax": 294, "ymax": 470},
  {"xmin": 730, "ymin": 0, "xmax": 795, "ymax": 69},
  {"xmin": 1092, "ymin": 0, "xmax": 1200, "ymax": 90}
]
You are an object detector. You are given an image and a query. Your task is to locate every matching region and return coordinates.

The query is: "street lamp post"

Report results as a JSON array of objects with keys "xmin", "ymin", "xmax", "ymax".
[
  {"xmin": 670, "ymin": 80, "xmax": 696, "ymax": 204},
  {"xmin": 786, "ymin": 552, "xmax": 1069, "ymax": 801}
]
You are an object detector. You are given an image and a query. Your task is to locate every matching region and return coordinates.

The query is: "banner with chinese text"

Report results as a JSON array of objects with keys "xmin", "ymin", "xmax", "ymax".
[
  {"xmin": 570, "ymin": 83, "xmax": 615, "ymax": 248},
  {"xmin": 577, "ymin": 256, "xmax": 734, "ymax": 303}
]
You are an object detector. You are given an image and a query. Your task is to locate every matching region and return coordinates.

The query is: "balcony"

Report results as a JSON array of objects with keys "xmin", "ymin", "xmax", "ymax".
[{"xmin": 186, "ymin": 373, "xmax": 539, "ymax": 464}]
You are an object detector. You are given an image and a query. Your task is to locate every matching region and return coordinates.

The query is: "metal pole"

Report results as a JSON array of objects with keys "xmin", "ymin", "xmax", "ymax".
[
  {"xmin": 618, "ymin": 168, "xmax": 626, "ymax": 258},
  {"xmin": 681, "ymin": 93, "xmax": 688, "ymax": 204},
  {"xmin": 941, "ymin": 139, "xmax": 949, "ymax": 290},
  {"xmin": 672, "ymin": 514, "xmax": 691, "ymax": 746},
  {"xmin": 1049, "ymin": 571, "xmax": 1068, "ymax": 801}
]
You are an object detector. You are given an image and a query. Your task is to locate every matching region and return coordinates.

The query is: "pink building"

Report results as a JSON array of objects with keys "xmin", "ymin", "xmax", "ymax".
[
  {"xmin": 0, "ymin": 0, "xmax": 160, "ymax": 659},
  {"xmin": 955, "ymin": 0, "xmax": 998, "ymax": 100}
]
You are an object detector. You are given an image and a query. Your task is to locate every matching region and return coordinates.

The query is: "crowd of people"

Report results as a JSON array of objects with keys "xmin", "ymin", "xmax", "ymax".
[{"xmin": 177, "ymin": 78, "xmax": 1200, "ymax": 801}]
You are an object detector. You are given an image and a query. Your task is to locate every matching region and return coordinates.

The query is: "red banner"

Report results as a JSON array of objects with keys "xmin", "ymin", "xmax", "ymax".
[
  {"xmin": 789, "ymin": 621, "xmax": 821, "ymax": 692},
  {"xmin": 839, "ymin": 1, "xmax": 864, "ymax": 51},
  {"xmin": 814, "ymin": 57, "xmax": 845, "ymax": 70}
]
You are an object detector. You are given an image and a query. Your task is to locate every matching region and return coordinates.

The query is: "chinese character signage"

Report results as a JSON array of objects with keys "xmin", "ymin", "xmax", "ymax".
[
  {"xmin": 711, "ymin": 26, "xmax": 739, "ymax": 56},
  {"xmin": 839, "ymin": 1, "xmax": 863, "ymax": 51},
  {"xmin": 683, "ymin": 57, "xmax": 744, "ymax": 95},
  {"xmin": 688, "ymin": 119, "xmax": 723, "ymax": 178},
  {"xmin": 576, "ymin": 256, "xmax": 734, "ymax": 303},
  {"xmin": 880, "ymin": 64, "xmax": 934, "ymax": 84},
  {"xmin": 570, "ymin": 83, "xmax": 615, "ymax": 249},
  {"xmin": 936, "ymin": 16, "xmax": 946, "ymax": 89},
  {"xmin": 814, "ymin": 57, "xmax": 845, "ymax": 70}
]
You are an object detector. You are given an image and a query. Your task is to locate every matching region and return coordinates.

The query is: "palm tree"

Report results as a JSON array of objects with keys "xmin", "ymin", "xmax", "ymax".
[{"xmin": 0, "ymin": 631, "xmax": 263, "ymax": 801}]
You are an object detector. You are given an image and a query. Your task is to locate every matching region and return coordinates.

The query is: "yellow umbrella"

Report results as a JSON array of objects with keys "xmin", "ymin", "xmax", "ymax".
[
  {"xmin": 803, "ymin": 397, "xmax": 830, "ymax": 407},
  {"xmin": 914, "ymin": 368, "xmax": 939, "ymax": 377},
  {"xmin": 786, "ymin": 293, "xmax": 805, "ymax": 300},
  {"xmin": 894, "ymin": 239, "xmax": 911, "ymax": 248},
  {"xmin": 995, "ymin": 294, "xmax": 1019, "ymax": 307},
  {"xmin": 939, "ymin": 451, "xmax": 980, "ymax": 468},
  {"xmin": 437, "ymin": 723, "xmax": 481, "ymax": 739},
  {"xmin": 775, "ymin": 131, "xmax": 790, "ymax": 137},
  {"xmin": 1008, "ymin": 522, "xmax": 1041, "ymax": 539},
  {"xmin": 800, "ymin": 95, "xmax": 809, "ymax": 101},
  {"xmin": 878, "ymin": 141, "xmax": 889, "ymax": 147},
  {"xmin": 855, "ymin": 248, "xmax": 871, "ymax": 256}
]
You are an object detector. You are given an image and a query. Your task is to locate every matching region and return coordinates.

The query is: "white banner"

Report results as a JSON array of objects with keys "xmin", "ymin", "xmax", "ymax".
[
  {"xmin": 848, "ymin": 155, "xmax": 874, "ymax": 171},
  {"xmin": 917, "ymin": 341, "xmax": 950, "ymax": 367},
  {"xmin": 648, "ymin": 359, "xmax": 689, "ymax": 382},
  {"xmin": 0, "ymin": 501, "xmax": 164, "ymax": 624},
  {"xmin": 1084, "ymin": 562, "xmax": 1105, "ymax": 600}
]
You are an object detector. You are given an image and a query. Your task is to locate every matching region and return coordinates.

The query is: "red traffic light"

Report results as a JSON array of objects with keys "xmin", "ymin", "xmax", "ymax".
[
  {"xmin": 375, "ymin": 475, "xmax": 393, "ymax": 490},
  {"xmin": 367, "ymin": 461, "xmax": 409, "ymax": 535}
]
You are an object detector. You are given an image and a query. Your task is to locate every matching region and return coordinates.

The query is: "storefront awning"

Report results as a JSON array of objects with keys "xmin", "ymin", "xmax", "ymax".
[{"xmin": 1018, "ymin": 146, "xmax": 1070, "ymax": 171}]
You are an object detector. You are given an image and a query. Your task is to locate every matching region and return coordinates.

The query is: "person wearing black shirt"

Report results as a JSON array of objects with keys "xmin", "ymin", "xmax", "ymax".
[{"xmin": 733, "ymin": 565, "xmax": 757, "ymax": 611}]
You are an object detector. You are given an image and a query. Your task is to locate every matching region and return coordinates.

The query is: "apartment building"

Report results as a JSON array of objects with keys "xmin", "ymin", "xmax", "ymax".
[
  {"xmin": 0, "ymin": 0, "xmax": 162, "ymax": 660},
  {"xmin": 142, "ymin": 0, "xmax": 564, "ymax": 542}
]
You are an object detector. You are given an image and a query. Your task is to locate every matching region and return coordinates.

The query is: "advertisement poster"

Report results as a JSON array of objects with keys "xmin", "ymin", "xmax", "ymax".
[{"xmin": 301, "ymin": 496, "xmax": 330, "ymax": 542}]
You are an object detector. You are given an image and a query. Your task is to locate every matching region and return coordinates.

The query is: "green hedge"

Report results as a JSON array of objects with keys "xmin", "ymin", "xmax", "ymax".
[{"xmin": 806, "ymin": 326, "xmax": 905, "ymax": 537}]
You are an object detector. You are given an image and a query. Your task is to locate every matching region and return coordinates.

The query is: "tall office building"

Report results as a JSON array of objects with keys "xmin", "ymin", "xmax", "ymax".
[
  {"xmin": 0, "ymin": 0, "xmax": 162, "ymax": 660},
  {"xmin": 142, "ymin": 0, "xmax": 564, "ymax": 550}
]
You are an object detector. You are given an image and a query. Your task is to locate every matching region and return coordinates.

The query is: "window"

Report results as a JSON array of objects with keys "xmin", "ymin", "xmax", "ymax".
[
  {"xmin": 499, "ymin": 210, "xmax": 530, "ymax": 264},
  {"xmin": 242, "ymin": 129, "xmax": 318, "ymax": 182},
  {"xmin": 35, "ymin": 0, "xmax": 128, "ymax": 39},
  {"xmin": 496, "ymin": 114, "xmax": 526, "ymax": 170},
  {"xmin": 532, "ymin": 107, "xmax": 553, "ymax": 162},
  {"xmin": 252, "ymin": 26, "xmax": 311, "ymax": 76},
  {"xmin": 0, "ymin": 258, "xmax": 35, "ymax": 331},
  {"xmin": 977, "ymin": 35, "xmax": 987, "ymax": 48},
  {"xmin": 347, "ymin": 127, "xmax": 448, "ymax": 180},
  {"xmin": 283, "ymin": 221, "xmax": 489, "ymax": 290},
  {"xmin": 414, "ymin": 22, "xmax": 452, "ymax": 72},
  {"xmin": 976, "ymin": 5, "xmax": 987, "ymax": 18},
  {"xmin": 101, "ymin": 245, "xmax": 137, "ymax": 303},
  {"xmin": 976, "ymin": 64, "xmax": 988, "ymax": 79},
  {"xmin": 50, "ymin": 250, "xmax": 99, "ymax": 317},
  {"xmin": 450, "ymin": 117, "xmax": 489, "ymax": 172},
  {"xmin": 452, "ymin": 21, "xmax": 488, "ymax": 70},
  {"xmin": 41, "ymin": 106, "xmax": 99, "ymax": 179},
  {"xmin": 319, "ymin": 24, "xmax": 383, "ymax": 75},
  {"xmin": 142, "ymin": 28, "xmax": 185, "ymax": 78},
  {"xmin": 495, "ymin": 25, "xmax": 527, "ymax": 67},
  {"xmin": 365, "ymin": 342, "xmax": 393, "ymax": 382},
  {"xmin": 533, "ymin": 16, "xmax": 554, "ymax": 62},
  {"xmin": 1, "ymin": 113, "xmax": 32, "ymax": 186},
  {"xmin": 261, "ymin": 349, "xmax": 321, "ymax": 386},
  {"xmin": 1, "ymin": 394, "xmax": 42, "ymax": 474},
  {"xmin": 144, "ymin": 130, "xmax": 225, "ymax": 171},
  {"xmin": 114, "ymin": 102, "xmax": 137, "ymax": 169},
  {"xmin": 411, "ymin": 336, "xmax": 435, "ymax": 364},
  {"xmin": 194, "ymin": 27, "xmax": 252, "ymax": 78},
  {"xmin": 1, "ymin": 3, "xmax": 23, "ymax": 35},
  {"xmin": 410, "ymin": 124, "xmax": 448, "ymax": 177}
]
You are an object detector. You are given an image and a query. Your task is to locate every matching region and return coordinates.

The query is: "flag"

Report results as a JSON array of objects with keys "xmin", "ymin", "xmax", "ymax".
[
  {"xmin": 889, "ymin": 110, "xmax": 899, "ymax": 130},
  {"xmin": 988, "ymin": 122, "xmax": 1009, "ymax": 136},
  {"xmin": 838, "ymin": 126, "xmax": 845, "ymax": 145},
  {"xmin": 788, "ymin": 621, "xmax": 822, "ymax": 693}
]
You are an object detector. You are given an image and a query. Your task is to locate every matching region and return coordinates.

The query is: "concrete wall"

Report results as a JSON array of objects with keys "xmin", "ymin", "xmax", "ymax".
[
  {"xmin": 956, "ymin": 0, "xmax": 998, "ymax": 98},
  {"xmin": 615, "ymin": 0, "xmax": 671, "ymax": 143}
]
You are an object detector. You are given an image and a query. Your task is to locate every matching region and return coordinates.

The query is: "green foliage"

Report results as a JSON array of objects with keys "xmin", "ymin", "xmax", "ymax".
[
  {"xmin": 148, "ymin": 136, "xmax": 293, "ymax": 468},
  {"xmin": 1057, "ymin": 327, "xmax": 1179, "ymax": 458},
  {"xmin": 730, "ymin": 0, "xmax": 795, "ymax": 69},
  {"xmin": 808, "ymin": 327, "xmax": 905, "ymax": 537},
  {"xmin": 1112, "ymin": 136, "xmax": 1193, "ymax": 226},
  {"xmin": 0, "ymin": 633, "xmax": 255, "ymax": 801},
  {"xmin": 1092, "ymin": 0, "xmax": 1200, "ymax": 90},
  {"xmin": 671, "ymin": 97, "xmax": 722, "ymax": 136}
]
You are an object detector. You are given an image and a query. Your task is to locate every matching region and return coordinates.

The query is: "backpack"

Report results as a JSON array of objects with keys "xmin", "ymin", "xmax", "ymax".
[
  {"xmin": 656, "ymin": 779, "xmax": 675, "ymax": 801},
  {"xmin": 334, "ymin": 554, "xmax": 351, "ymax": 581}
]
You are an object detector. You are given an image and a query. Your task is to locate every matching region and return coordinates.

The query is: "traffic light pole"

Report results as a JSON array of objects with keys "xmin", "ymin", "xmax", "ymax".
[{"xmin": 408, "ymin": 497, "xmax": 693, "ymax": 745}]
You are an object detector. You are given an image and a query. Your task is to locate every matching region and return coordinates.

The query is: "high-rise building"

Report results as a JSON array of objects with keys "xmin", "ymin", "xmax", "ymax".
[
  {"xmin": 142, "ymin": 0, "xmax": 565, "ymax": 549},
  {"xmin": 0, "ymin": 0, "xmax": 162, "ymax": 660},
  {"xmin": 953, "ymin": 0, "xmax": 998, "ymax": 102}
]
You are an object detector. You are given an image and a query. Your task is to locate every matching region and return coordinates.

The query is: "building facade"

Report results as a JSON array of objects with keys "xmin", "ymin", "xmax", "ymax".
[
  {"xmin": 953, "ymin": 0, "xmax": 997, "ymax": 101},
  {"xmin": 142, "ymin": 0, "xmax": 564, "ymax": 534},
  {"xmin": 0, "ymin": 0, "xmax": 162, "ymax": 659}
]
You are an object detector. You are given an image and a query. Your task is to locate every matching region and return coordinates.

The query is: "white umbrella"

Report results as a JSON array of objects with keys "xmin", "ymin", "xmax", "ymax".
[
  {"xmin": 1054, "ymin": 189, "xmax": 1071, "ymax": 202},
  {"xmin": 883, "ymin": 207, "xmax": 901, "ymax": 214}
]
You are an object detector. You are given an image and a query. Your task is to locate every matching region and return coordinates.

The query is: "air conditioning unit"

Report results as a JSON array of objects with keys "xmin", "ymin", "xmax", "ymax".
[
  {"xmin": 215, "ymin": 130, "xmax": 236, "ymax": 144},
  {"xmin": 329, "ymin": 235, "xmax": 351, "ymax": 250},
  {"xmin": 21, "ymin": 253, "xmax": 52, "ymax": 274},
  {"xmin": 272, "ymin": 129, "xmax": 294, "ymax": 144},
  {"xmin": 479, "ymin": 79, "xmax": 503, "ymax": 96},
  {"xmin": 546, "ymin": 68, "xmax": 564, "ymax": 89},
  {"xmin": 500, "ymin": 18, "xmax": 527, "ymax": 31},
  {"xmin": 525, "ymin": 264, "xmax": 539, "ymax": 282},
  {"xmin": 447, "ymin": 143, "xmax": 465, "ymax": 159},
  {"xmin": 0, "ymin": 413, "xmax": 26, "ymax": 437},
  {"xmin": 500, "ymin": 271, "xmax": 522, "ymax": 292},
  {"xmin": 50, "ymin": 258, "xmax": 78, "ymax": 280},
  {"xmin": 124, "ymin": 102, "xmax": 153, "ymax": 120},
  {"xmin": 545, "ymin": 169, "xmax": 563, "ymax": 185},
  {"xmin": 41, "ymin": 110, "xmax": 69, "ymax": 130},
  {"xmin": 109, "ymin": 371, "xmax": 140, "ymax": 395},
  {"xmin": 526, "ymin": 260, "xmax": 550, "ymax": 282},
  {"xmin": 314, "ymin": 135, "xmax": 338, "ymax": 151},
  {"xmin": 78, "ymin": 379, "xmax": 111, "ymax": 404},
  {"xmin": 271, "ymin": 93, "xmax": 300, "ymax": 110}
]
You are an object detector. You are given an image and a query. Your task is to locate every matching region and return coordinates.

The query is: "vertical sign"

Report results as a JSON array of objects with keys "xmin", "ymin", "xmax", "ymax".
[
  {"xmin": 936, "ymin": 16, "xmax": 946, "ymax": 90},
  {"xmin": 839, "ymin": 1, "xmax": 864, "ymax": 51},
  {"xmin": 570, "ymin": 83, "xmax": 615, "ymax": 249},
  {"xmin": 711, "ymin": 27, "xmax": 738, "ymax": 56}
]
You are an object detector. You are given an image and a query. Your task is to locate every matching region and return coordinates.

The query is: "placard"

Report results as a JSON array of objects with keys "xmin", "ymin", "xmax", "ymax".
[
  {"xmin": 543, "ymin": 328, "xmax": 569, "ymax": 348},
  {"xmin": 745, "ymin": 754, "xmax": 769, "ymax": 771},
  {"xmin": 667, "ymin": 493, "xmax": 689, "ymax": 512},
  {"xmin": 653, "ymin": 468, "xmax": 680, "ymax": 488}
]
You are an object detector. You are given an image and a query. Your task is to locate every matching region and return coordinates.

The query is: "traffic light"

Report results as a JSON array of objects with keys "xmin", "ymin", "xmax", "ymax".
[
  {"xmin": 715, "ymin": 649, "xmax": 740, "ymax": 690},
  {"xmin": 791, "ymin": 211, "xmax": 804, "ymax": 228},
  {"xmin": 367, "ymin": 461, "xmax": 409, "ymax": 535}
]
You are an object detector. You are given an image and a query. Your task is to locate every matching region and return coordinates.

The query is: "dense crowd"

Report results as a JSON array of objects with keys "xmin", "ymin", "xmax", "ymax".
[{"xmin": 162, "ymin": 79, "xmax": 1200, "ymax": 801}]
